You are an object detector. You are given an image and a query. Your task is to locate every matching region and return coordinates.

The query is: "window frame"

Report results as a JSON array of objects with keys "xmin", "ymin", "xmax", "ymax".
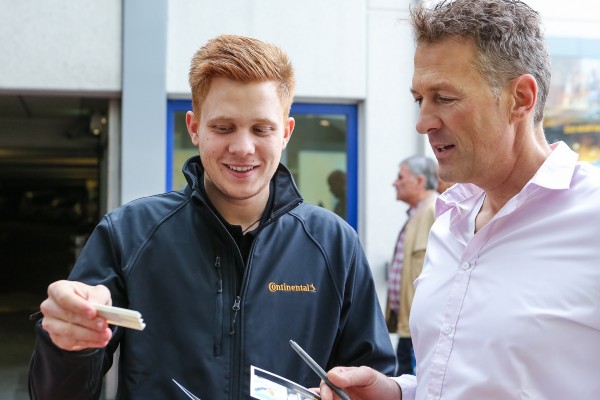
[{"xmin": 166, "ymin": 100, "xmax": 358, "ymax": 229}]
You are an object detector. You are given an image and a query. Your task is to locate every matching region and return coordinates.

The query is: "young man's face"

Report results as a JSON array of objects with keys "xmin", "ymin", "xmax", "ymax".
[
  {"xmin": 411, "ymin": 38, "xmax": 516, "ymax": 189},
  {"xmin": 186, "ymin": 77, "xmax": 294, "ymax": 208}
]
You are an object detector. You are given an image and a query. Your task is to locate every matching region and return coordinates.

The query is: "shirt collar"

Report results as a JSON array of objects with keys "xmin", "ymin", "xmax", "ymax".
[
  {"xmin": 529, "ymin": 141, "xmax": 578, "ymax": 190},
  {"xmin": 435, "ymin": 141, "xmax": 579, "ymax": 218},
  {"xmin": 435, "ymin": 183, "xmax": 481, "ymax": 218}
]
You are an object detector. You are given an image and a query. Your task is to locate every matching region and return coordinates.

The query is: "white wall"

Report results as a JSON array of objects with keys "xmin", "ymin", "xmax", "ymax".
[
  {"xmin": 364, "ymin": 0, "xmax": 419, "ymax": 304},
  {"xmin": 529, "ymin": 1, "xmax": 600, "ymax": 38},
  {"xmin": 167, "ymin": 0, "xmax": 368, "ymax": 100},
  {"xmin": 0, "ymin": 0, "xmax": 121, "ymax": 94}
]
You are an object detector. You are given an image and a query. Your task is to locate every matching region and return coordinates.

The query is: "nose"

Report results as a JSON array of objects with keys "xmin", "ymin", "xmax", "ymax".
[
  {"xmin": 229, "ymin": 130, "xmax": 255, "ymax": 155},
  {"xmin": 415, "ymin": 103, "xmax": 441, "ymax": 135}
]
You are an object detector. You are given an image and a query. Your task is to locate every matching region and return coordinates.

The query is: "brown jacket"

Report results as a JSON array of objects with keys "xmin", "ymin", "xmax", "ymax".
[{"xmin": 386, "ymin": 191, "xmax": 437, "ymax": 337}]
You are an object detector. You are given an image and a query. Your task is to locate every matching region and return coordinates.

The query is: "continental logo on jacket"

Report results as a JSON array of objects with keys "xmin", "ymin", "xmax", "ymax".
[{"xmin": 268, "ymin": 282, "xmax": 317, "ymax": 293}]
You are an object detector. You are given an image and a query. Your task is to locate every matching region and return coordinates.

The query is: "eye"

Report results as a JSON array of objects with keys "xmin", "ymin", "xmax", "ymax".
[
  {"xmin": 413, "ymin": 97, "xmax": 423, "ymax": 108},
  {"xmin": 253, "ymin": 125, "xmax": 274, "ymax": 135},
  {"xmin": 211, "ymin": 125, "xmax": 233, "ymax": 133},
  {"xmin": 437, "ymin": 96, "xmax": 454, "ymax": 104}
]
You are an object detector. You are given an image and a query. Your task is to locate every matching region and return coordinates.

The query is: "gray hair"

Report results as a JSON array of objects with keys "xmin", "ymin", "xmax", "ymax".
[
  {"xmin": 402, "ymin": 155, "xmax": 439, "ymax": 191},
  {"xmin": 410, "ymin": 0, "xmax": 551, "ymax": 126}
]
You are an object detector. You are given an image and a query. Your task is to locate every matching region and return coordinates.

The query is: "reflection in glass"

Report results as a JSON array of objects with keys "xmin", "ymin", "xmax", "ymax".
[
  {"xmin": 172, "ymin": 111, "xmax": 197, "ymax": 190},
  {"xmin": 545, "ymin": 54, "xmax": 600, "ymax": 167},
  {"xmin": 169, "ymin": 109, "xmax": 351, "ymax": 220},
  {"xmin": 286, "ymin": 114, "xmax": 347, "ymax": 219}
]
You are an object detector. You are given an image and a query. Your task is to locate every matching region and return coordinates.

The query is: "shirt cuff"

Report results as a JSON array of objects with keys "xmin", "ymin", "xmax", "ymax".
[{"xmin": 391, "ymin": 374, "xmax": 417, "ymax": 400}]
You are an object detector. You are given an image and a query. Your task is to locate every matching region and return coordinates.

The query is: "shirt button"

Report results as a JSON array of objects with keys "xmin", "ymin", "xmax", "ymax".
[
  {"xmin": 442, "ymin": 325, "xmax": 453, "ymax": 335},
  {"xmin": 461, "ymin": 261, "xmax": 471, "ymax": 270}
]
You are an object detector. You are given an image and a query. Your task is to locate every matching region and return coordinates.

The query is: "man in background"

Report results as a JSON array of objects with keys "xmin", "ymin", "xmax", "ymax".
[
  {"xmin": 385, "ymin": 155, "xmax": 438, "ymax": 375},
  {"xmin": 327, "ymin": 169, "xmax": 347, "ymax": 219}
]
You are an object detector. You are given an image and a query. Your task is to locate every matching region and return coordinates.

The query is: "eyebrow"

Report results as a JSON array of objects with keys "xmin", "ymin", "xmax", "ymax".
[
  {"xmin": 253, "ymin": 117, "xmax": 277, "ymax": 124},
  {"xmin": 206, "ymin": 116, "xmax": 276, "ymax": 125},
  {"xmin": 206, "ymin": 116, "xmax": 233, "ymax": 123},
  {"xmin": 410, "ymin": 82, "xmax": 456, "ymax": 96}
]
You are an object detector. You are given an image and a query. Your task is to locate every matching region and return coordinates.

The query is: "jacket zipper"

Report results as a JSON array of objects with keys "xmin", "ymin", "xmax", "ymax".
[
  {"xmin": 229, "ymin": 295, "xmax": 241, "ymax": 335},
  {"xmin": 191, "ymin": 182, "xmax": 302, "ymax": 398},
  {"xmin": 230, "ymin": 245, "xmax": 243, "ymax": 399},
  {"xmin": 230, "ymin": 210, "xmax": 295, "ymax": 398},
  {"xmin": 214, "ymin": 256, "xmax": 223, "ymax": 356},
  {"xmin": 230, "ymin": 213, "xmax": 271, "ymax": 398}
]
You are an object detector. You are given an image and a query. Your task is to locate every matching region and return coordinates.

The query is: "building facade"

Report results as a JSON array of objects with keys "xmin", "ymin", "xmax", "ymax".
[{"xmin": 1, "ymin": 0, "xmax": 600, "ymax": 360}]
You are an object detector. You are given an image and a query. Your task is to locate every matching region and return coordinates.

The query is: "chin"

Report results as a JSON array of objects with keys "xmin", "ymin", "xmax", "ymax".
[
  {"xmin": 231, "ymin": 188, "xmax": 265, "ymax": 201},
  {"xmin": 438, "ymin": 167, "xmax": 458, "ymax": 183}
]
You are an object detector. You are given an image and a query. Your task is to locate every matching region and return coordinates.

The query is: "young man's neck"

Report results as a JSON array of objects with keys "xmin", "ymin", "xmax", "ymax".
[{"xmin": 203, "ymin": 178, "xmax": 270, "ymax": 230}]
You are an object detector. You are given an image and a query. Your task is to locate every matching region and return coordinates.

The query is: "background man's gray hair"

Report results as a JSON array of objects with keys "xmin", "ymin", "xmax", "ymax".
[{"xmin": 402, "ymin": 155, "xmax": 439, "ymax": 191}]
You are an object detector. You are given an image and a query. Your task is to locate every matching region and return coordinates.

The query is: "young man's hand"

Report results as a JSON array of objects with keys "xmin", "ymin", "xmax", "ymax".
[{"xmin": 40, "ymin": 280, "xmax": 113, "ymax": 351}]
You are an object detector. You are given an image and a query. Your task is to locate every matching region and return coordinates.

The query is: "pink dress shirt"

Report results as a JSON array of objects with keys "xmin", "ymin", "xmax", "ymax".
[{"xmin": 394, "ymin": 142, "xmax": 600, "ymax": 399}]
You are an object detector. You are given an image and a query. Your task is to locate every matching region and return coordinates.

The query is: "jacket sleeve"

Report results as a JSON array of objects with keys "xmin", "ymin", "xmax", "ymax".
[
  {"xmin": 329, "ymin": 237, "xmax": 397, "ymax": 376},
  {"xmin": 29, "ymin": 321, "xmax": 110, "ymax": 400},
  {"xmin": 28, "ymin": 216, "xmax": 125, "ymax": 399}
]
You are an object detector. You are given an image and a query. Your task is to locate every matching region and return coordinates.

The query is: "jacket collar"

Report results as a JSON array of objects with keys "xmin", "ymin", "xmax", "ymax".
[{"xmin": 181, "ymin": 155, "xmax": 303, "ymax": 217}]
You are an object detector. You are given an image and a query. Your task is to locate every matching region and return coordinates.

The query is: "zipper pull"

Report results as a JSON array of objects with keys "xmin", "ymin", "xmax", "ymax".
[
  {"xmin": 229, "ymin": 296, "xmax": 241, "ymax": 335},
  {"xmin": 215, "ymin": 257, "xmax": 222, "ymax": 293},
  {"xmin": 214, "ymin": 256, "xmax": 224, "ymax": 356}
]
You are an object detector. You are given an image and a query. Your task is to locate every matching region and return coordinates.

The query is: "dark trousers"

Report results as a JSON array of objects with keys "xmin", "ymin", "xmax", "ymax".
[{"xmin": 396, "ymin": 337, "xmax": 415, "ymax": 375}]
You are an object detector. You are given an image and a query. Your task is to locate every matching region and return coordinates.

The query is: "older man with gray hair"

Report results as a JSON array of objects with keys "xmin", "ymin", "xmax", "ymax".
[{"xmin": 385, "ymin": 155, "xmax": 438, "ymax": 376}]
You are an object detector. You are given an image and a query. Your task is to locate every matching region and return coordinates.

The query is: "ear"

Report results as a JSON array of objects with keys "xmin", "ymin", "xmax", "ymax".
[
  {"xmin": 281, "ymin": 117, "xmax": 295, "ymax": 150},
  {"xmin": 186, "ymin": 111, "xmax": 200, "ymax": 147},
  {"xmin": 510, "ymin": 74, "xmax": 537, "ymax": 123}
]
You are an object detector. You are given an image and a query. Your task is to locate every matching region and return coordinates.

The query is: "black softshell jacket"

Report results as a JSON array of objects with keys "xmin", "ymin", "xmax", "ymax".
[{"xmin": 29, "ymin": 156, "xmax": 396, "ymax": 399}]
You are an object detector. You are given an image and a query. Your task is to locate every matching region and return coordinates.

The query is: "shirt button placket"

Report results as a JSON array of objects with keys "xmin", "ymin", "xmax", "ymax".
[{"xmin": 427, "ymin": 258, "xmax": 475, "ymax": 399}]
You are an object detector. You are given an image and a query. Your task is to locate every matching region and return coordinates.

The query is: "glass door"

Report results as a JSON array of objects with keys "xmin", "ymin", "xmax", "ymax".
[
  {"xmin": 288, "ymin": 103, "xmax": 357, "ymax": 229},
  {"xmin": 166, "ymin": 101, "xmax": 358, "ymax": 229}
]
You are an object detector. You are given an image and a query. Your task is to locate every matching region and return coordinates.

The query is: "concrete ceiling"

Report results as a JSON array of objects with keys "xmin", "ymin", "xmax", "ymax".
[{"xmin": 0, "ymin": 95, "xmax": 108, "ymax": 184}]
